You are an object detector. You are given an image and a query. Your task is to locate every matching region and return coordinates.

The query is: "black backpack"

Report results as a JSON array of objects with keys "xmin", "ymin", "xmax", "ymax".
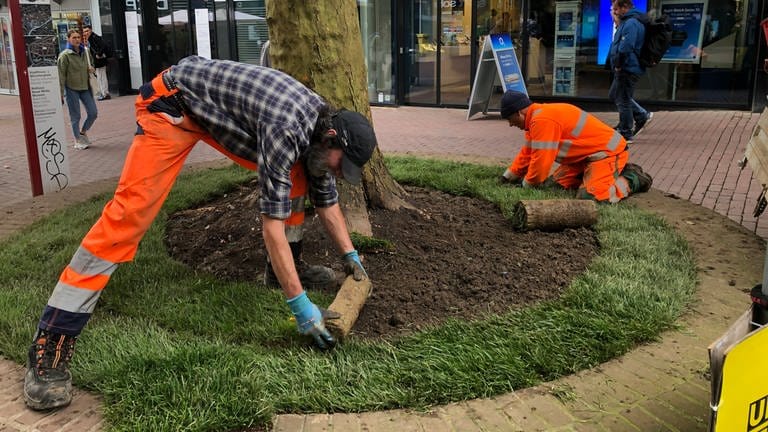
[{"xmin": 637, "ymin": 14, "xmax": 672, "ymax": 68}]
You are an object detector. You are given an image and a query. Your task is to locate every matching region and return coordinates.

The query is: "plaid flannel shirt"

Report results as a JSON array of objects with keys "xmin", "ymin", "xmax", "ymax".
[{"xmin": 170, "ymin": 56, "xmax": 338, "ymax": 219}]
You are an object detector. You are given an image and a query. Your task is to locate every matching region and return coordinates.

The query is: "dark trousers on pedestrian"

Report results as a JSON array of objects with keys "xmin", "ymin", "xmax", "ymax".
[{"xmin": 608, "ymin": 71, "xmax": 647, "ymax": 140}]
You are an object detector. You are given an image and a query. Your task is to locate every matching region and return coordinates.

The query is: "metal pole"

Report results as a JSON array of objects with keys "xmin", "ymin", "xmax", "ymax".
[
  {"xmin": 671, "ymin": 63, "xmax": 678, "ymax": 101},
  {"xmin": 8, "ymin": 0, "xmax": 43, "ymax": 196}
]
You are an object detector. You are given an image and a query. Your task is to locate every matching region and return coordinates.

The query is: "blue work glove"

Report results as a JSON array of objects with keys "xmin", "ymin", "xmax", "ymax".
[
  {"xmin": 342, "ymin": 250, "xmax": 367, "ymax": 281},
  {"xmin": 287, "ymin": 292, "xmax": 338, "ymax": 350}
]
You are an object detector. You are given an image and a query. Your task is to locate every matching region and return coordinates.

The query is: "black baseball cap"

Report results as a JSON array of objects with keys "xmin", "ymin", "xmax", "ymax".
[
  {"xmin": 500, "ymin": 90, "xmax": 532, "ymax": 119},
  {"xmin": 331, "ymin": 110, "xmax": 377, "ymax": 184}
]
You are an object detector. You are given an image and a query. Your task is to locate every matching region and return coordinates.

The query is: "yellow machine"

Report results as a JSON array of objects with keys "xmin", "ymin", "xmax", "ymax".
[
  {"xmin": 708, "ymin": 303, "xmax": 768, "ymax": 431},
  {"xmin": 715, "ymin": 106, "xmax": 768, "ymax": 431}
]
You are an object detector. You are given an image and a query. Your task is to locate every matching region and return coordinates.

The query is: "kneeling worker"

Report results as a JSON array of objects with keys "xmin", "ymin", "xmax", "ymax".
[{"xmin": 498, "ymin": 90, "xmax": 652, "ymax": 202}]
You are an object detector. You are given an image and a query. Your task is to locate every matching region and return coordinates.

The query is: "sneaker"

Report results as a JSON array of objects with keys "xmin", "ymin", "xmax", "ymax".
[
  {"xmin": 633, "ymin": 112, "xmax": 653, "ymax": 137},
  {"xmin": 24, "ymin": 331, "xmax": 76, "ymax": 411},
  {"xmin": 74, "ymin": 133, "xmax": 90, "ymax": 150},
  {"xmin": 621, "ymin": 163, "xmax": 653, "ymax": 193},
  {"xmin": 264, "ymin": 260, "xmax": 337, "ymax": 290},
  {"xmin": 103, "ymin": 94, "xmax": 111, "ymax": 100},
  {"xmin": 78, "ymin": 132, "xmax": 91, "ymax": 145},
  {"xmin": 624, "ymin": 136, "xmax": 634, "ymax": 144}
]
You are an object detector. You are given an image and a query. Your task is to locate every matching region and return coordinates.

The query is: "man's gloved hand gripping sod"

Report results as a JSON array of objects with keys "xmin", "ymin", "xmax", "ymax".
[
  {"xmin": 263, "ymin": 201, "xmax": 369, "ymax": 349},
  {"xmin": 262, "ymin": 215, "xmax": 340, "ymax": 349},
  {"xmin": 342, "ymin": 250, "xmax": 367, "ymax": 281},
  {"xmin": 287, "ymin": 292, "xmax": 340, "ymax": 349}
]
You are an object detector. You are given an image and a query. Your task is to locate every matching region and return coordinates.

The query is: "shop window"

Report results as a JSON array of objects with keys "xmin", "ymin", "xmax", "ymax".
[
  {"xmin": 233, "ymin": 0, "xmax": 267, "ymax": 65},
  {"xmin": 52, "ymin": 12, "xmax": 91, "ymax": 52},
  {"xmin": 360, "ymin": 0, "xmax": 394, "ymax": 104},
  {"xmin": 527, "ymin": 0, "xmax": 757, "ymax": 108},
  {"xmin": 475, "ymin": 1, "xmax": 523, "ymax": 109}
]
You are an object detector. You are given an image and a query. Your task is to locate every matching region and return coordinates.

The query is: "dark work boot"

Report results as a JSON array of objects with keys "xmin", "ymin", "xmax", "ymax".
[
  {"xmin": 297, "ymin": 262, "xmax": 338, "ymax": 289},
  {"xmin": 24, "ymin": 330, "xmax": 76, "ymax": 411},
  {"xmin": 263, "ymin": 241, "xmax": 337, "ymax": 289},
  {"xmin": 621, "ymin": 163, "xmax": 653, "ymax": 193}
]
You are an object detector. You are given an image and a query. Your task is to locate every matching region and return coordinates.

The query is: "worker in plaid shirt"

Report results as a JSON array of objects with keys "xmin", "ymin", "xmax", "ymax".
[{"xmin": 24, "ymin": 56, "xmax": 376, "ymax": 411}]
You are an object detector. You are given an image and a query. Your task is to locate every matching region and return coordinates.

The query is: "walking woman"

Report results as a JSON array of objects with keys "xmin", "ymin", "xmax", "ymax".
[{"xmin": 57, "ymin": 29, "xmax": 98, "ymax": 150}]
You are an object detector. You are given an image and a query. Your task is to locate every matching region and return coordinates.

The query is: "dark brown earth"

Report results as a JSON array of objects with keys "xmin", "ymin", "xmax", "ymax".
[{"xmin": 164, "ymin": 179, "xmax": 599, "ymax": 339}]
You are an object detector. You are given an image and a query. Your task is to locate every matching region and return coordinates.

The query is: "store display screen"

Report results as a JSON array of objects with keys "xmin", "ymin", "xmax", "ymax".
[{"xmin": 596, "ymin": 0, "xmax": 647, "ymax": 65}]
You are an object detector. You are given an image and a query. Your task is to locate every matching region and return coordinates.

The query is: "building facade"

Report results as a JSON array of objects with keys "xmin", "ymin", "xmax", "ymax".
[
  {"xmin": 2, "ymin": 0, "xmax": 766, "ymax": 110},
  {"xmin": 359, "ymin": 0, "xmax": 767, "ymax": 111}
]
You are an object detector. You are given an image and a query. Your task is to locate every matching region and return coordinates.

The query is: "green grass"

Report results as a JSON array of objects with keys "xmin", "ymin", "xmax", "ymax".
[
  {"xmin": 0, "ymin": 158, "xmax": 697, "ymax": 431},
  {"xmin": 350, "ymin": 232, "xmax": 394, "ymax": 253}
]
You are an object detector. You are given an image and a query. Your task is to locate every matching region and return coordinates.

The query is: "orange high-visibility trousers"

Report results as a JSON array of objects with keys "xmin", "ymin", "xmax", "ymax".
[
  {"xmin": 41, "ymin": 72, "xmax": 308, "ymax": 335},
  {"xmin": 552, "ymin": 150, "xmax": 630, "ymax": 203}
]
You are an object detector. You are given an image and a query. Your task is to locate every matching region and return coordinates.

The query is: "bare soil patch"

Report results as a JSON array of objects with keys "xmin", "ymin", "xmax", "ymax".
[{"xmin": 164, "ymin": 179, "xmax": 599, "ymax": 339}]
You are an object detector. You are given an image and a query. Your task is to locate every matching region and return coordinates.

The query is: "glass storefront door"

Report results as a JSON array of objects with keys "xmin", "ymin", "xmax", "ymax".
[
  {"xmin": 125, "ymin": 0, "xmax": 165, "ymax": 82},
  {"xmin": 397, "ymin": 0, "xmax": 474, "ymax": 106},
  {"xmin": 392, "ymin": 0, "xmax": 521, "ymax": 106},
  {"xmin": 0, "ymin": 15, "xmax": 16, "ymax": 95},
  {"xmin": 473, "ymin": 1, "xmax": 524, "ymax": 108},
  {"xmin": 232, "ymin": 0, "xmax": 268, "ymax": 65},
  {"xmin": 401, "ymin": 0, "xmax": 438, "ymax": 104},
  {"xmin": 440, "ymin": 0, "xmax": 472, "ymax": 105},
  {"xmin": 360, "ymin": 0, "xmax": 395, "ymax": 104}
]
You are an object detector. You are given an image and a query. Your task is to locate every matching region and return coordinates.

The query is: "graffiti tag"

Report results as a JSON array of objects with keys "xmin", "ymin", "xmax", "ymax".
[{"xmin": 37, "ymin": 126, "xmax": 68, "ymax": 190}]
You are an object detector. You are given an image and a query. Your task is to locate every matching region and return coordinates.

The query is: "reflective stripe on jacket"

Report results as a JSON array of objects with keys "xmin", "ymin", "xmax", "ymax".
[{"xmin": 508, "ymin": 103, "xmax": 626, "ymax": 185}]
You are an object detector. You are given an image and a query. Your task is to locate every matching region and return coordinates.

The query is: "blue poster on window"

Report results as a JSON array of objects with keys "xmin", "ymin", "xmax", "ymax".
[
  {"xmin": 661, "ymin": 0, "xmax": 708, "ymax": 63},
  {"xmin": 467, "ymin": 34, "xmax": 527, "ymax": 119},
  {"xmin": 489, "ymin": 33, "xmax": 526, "ymax": 93},
  {"xmin": 596, "ymin": 0, "xmax": 647, "ymax": 65}
]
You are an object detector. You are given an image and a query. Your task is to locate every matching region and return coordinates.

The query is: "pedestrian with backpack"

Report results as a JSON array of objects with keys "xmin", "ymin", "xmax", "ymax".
[{"xmin": 609, "ymin": 0, "xmax": 653, "ymax": 144}]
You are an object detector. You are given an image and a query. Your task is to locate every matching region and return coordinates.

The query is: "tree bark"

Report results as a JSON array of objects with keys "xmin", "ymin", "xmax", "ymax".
[
  {"xmin": 512, "ymin": 199, "xmax": 598, "ymax": 231},
  {"xmin": 266, "ymin": 1, "xmax": 412, "ymax": 236}
]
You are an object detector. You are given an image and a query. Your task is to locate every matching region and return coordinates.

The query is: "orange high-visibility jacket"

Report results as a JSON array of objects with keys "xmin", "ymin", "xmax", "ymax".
[{"xmin": 508, "ymin": 103, "xmax": 626, "ymax": 185}]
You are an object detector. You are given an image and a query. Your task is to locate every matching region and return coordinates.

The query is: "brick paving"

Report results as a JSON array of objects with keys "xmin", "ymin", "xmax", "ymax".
[{"xmin": 0, "ymin": 93, "xmax": 764, "ymax": 431}]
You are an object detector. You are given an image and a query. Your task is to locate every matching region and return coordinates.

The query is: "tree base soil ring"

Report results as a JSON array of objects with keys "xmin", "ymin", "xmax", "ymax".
[{"xmin": 165, "ymin": 181, "xmax": 599, "ymax": 339}]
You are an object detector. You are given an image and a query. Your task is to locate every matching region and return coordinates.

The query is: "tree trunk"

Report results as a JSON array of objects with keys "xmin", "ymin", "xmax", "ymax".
[{"xmin": 266, "ymin": 1, "xmax": 412, "ymax": 236}]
